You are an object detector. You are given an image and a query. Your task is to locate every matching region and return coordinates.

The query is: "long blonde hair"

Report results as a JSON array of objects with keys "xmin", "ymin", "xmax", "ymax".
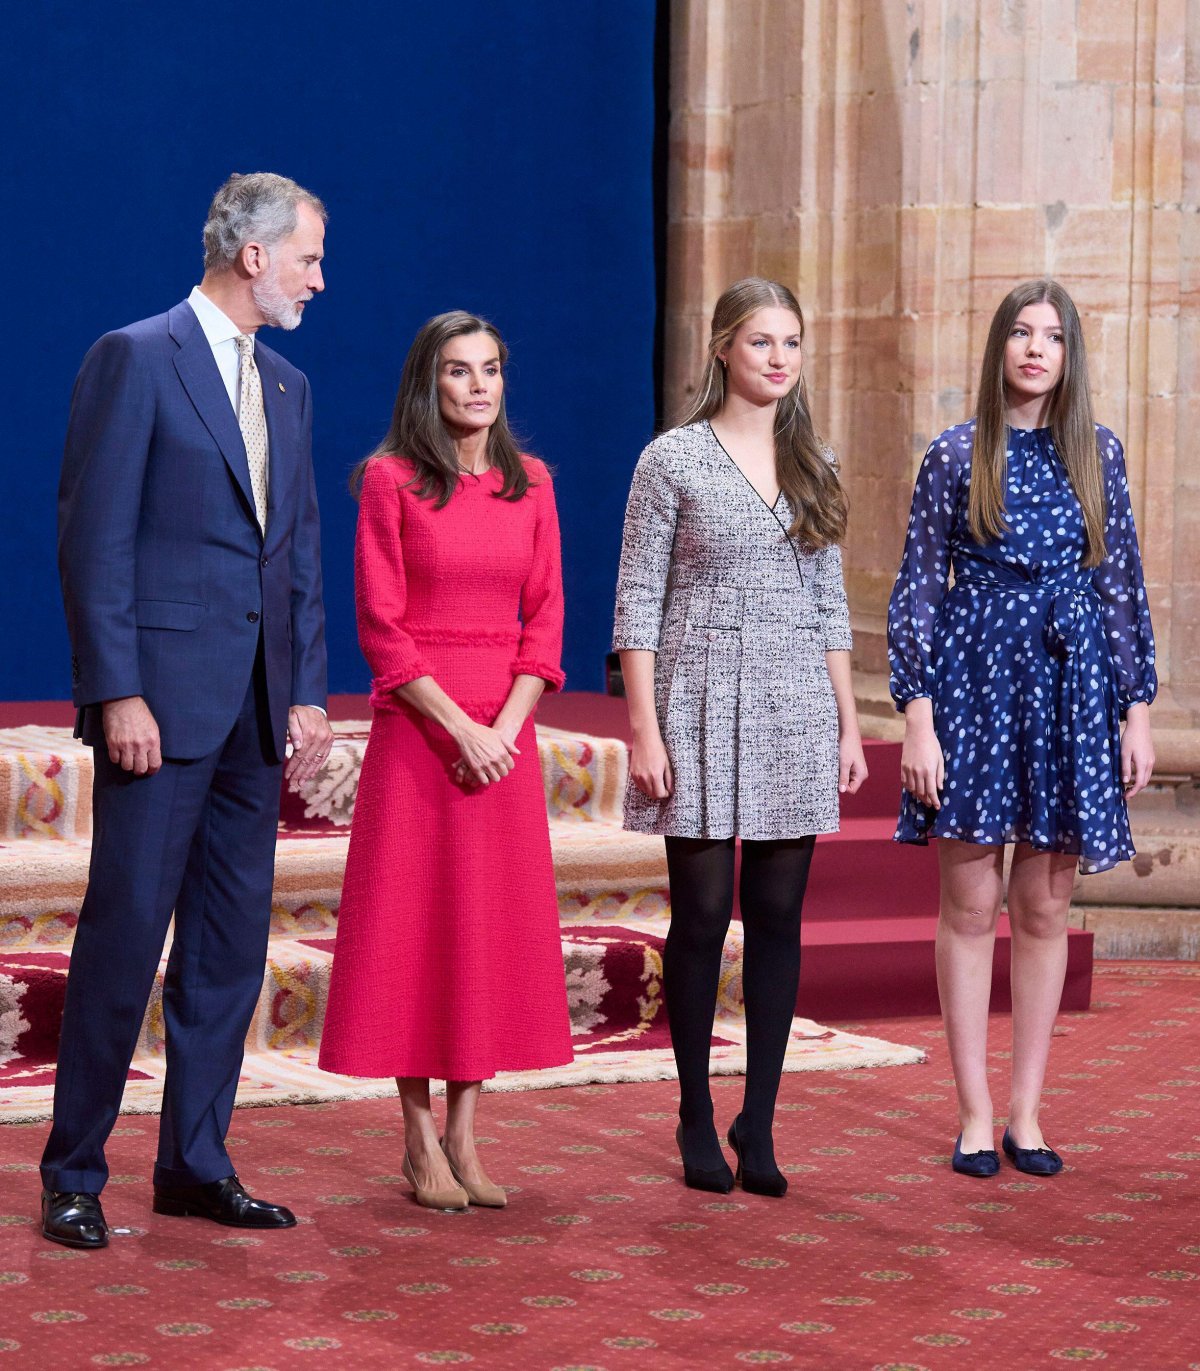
[
  {"xmin": 678, "ymin": 277, "xmax": 848, "ymax": 548},
  {"xmin": 971, "ymin": 279, "xmax": 1106, "ymax": 567},
  {"xmin": 350, "ymin": 311, "xmax": 530, "ymax": 504}
]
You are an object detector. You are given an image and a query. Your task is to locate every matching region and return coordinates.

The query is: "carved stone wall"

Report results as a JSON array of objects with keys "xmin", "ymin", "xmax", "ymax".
[
  {"xmin": 665, "ymin": 0, "xmax": 1200, "ymax": 942},
  {"xmin": 666, "ymin": 0, "xmax": 1200, "ymax": 729}
]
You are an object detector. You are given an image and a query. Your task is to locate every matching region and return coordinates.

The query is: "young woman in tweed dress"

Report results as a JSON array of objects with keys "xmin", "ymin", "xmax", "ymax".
[{"xmin": 614, "ymin": 278, "xmax": 868, "ymax": 1197}]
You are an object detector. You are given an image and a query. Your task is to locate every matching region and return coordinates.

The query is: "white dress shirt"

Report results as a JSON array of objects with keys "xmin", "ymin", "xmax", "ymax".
[
  {"xmin": 186, "ymin": 288, "xmax": 325, "ymax": 722},
  {"xmin": 187, "ymin": 287, "xmax": 267, "ymax": 451}
]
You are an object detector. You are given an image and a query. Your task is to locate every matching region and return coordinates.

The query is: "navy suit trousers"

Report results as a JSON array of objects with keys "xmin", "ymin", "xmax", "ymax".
[{"xmin": 40, "ymin": 659, "xmax": 282, "ymax": 1194}]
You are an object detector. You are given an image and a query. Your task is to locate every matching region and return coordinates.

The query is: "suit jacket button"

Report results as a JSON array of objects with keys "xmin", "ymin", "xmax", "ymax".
[
  {"xmin": 261, "ymin": 555, "xmax": 269, "ymax": 567},
  {"xmin": 247, "ymin": 610, "xmax": 260, "ymax": 623}
]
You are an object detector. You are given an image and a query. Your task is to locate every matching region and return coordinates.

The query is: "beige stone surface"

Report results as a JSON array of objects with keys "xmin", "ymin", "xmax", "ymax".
[
  {"xmin": 1068, "ymin": 906, "xmax": 1200, "ymax": 960},
  {"xmin": 666, "ymin": 0, "xmax": 1200, "ymax": 721},
  {"xmin": 666, "ymin": 0, "xmax": 1200, "ymax": 927}
]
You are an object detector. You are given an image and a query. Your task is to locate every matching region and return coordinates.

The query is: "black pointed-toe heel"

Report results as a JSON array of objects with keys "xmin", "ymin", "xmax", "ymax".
[
  {"xmin": 1002, "ymin": 1127, "xmax": 1063, "ymax": 1176},
  {"xmin": 951, "ymin": 1134, "xmax": 1000, "ymax": 1177},
  {"xmin": 726, "ymin": 1116, "xmax": 787, "ymax": 1198},
  {"xmin": 675, "ymin": 1124, "xmax": 734, "ymax": 1194}
]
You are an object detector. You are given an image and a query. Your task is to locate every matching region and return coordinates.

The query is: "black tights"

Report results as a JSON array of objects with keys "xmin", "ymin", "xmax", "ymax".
[{"xmin": 663, "ymin": 835, "xmax": 815, "ymax": 1172}]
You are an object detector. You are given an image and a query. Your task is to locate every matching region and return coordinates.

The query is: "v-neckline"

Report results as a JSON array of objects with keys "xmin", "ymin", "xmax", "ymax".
[{"xmin": 706, "ymin": 421, "xmax": 782, "ymax": 512}]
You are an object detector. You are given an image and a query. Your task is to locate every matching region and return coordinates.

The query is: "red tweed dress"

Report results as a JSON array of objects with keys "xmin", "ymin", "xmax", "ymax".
[{"xmin": 318, "ymin": 455, "xmax": 574, "ymax": 1080}]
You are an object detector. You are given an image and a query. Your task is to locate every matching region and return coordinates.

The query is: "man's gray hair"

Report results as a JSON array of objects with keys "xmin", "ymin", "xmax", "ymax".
[{"xmin": 202, "ymin": 172, "xmax": 327, "ymax": 272}]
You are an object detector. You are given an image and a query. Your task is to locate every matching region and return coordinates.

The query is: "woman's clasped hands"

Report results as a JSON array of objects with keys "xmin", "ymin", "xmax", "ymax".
[{"xmin": 451, "ymin": 717, "xmax": 520, "ymax": 788}]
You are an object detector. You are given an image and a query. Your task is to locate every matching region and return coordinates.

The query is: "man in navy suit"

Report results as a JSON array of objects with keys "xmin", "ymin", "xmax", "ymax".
[{"xmin": 42, "ymin": 173, "xmax": 334, "ymax": 1248}]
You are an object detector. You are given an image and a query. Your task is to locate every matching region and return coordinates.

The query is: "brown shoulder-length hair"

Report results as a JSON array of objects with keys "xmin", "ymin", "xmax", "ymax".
[
  {"xmin": 972, "ymin": 278, "xmax": 1106, "ymax": 567},
  {"xmin": 350, "ymin": 310, "xmax": 530, "ymax": 504},
  {"xmin": 677, "ymin": 277, "xmax": 848, "ymax": 548}
]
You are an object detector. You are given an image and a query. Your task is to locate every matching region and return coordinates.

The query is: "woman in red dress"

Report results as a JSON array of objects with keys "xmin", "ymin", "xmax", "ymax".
[{"xmin": 319, "ymin": 311, "xmax": 572, "ymax": 1211}]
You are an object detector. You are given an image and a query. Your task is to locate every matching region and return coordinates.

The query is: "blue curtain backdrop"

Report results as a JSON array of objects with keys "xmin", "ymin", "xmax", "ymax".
[{"xmin": 0, "ymin": 3, "xmax": 658, "ymax": 699}]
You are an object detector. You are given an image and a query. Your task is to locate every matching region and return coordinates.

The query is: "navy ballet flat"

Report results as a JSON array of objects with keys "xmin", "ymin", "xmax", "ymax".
[
  {"xmin": 951, "ymin": 1135, "xmax": 1000, "ymax": 1177},
  {"xmin": 1002, "ymin": 1127, "xmax": 1063, "ymax": 1176},
  {"xmin": 726, "ymin": 1116, "xmax": 787, "ymax": 1198}
]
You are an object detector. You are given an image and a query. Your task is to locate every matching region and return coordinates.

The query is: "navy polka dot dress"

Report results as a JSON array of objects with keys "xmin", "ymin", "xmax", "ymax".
[{"xmin": 887, "ymin": 422, "xmax": 1157, "ymax": 874}]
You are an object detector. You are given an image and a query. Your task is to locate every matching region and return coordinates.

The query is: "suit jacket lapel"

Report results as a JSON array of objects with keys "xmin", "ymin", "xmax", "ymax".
[{"xmin": 169, "ymin": 301, "xmax": 258, "ymax": 526}]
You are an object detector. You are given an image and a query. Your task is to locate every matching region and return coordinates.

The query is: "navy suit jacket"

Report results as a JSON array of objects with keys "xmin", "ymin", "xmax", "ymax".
[{"xmin": 58, "ymin": 300, "xmax": 328, "ymax": 760}]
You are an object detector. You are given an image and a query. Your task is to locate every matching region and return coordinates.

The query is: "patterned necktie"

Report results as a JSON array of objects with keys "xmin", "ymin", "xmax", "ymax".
[{"xmin": 235, "ymin": 333, "xmax": 269, "ymax": 532}]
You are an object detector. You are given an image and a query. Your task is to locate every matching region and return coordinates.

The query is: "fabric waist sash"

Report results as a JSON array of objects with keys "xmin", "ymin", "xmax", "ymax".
[
  {"xmin": 952, "ymin": 564, "xmax": 1097, "ymax": 659},
  {"xmin": 950, "ymin": 562, "xmax": 1118, "ymax": 816}
]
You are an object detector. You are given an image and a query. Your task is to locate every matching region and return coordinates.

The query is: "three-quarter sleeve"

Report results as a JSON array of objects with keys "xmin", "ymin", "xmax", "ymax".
[
  {"xmin": 888, "ymin": 439, "xmax": 961, "ymax": 709},
  {"xmin": 354, "ymin": 459, "xmax": 431, "ymax": 693},
  {"xmin": 512, "ymin": 462, "xmax": 566, "ymax": 692},
  {"xmin": 612, "ymin": 442, "xmax": 680, "ymax": 652},
  {"xmin": 812, "ymin": 542, "xmax": 853, "ymax": 651},
  {"xmin": 1092, "ymin": 431, "xmax": 1157, "ymax": 712}
]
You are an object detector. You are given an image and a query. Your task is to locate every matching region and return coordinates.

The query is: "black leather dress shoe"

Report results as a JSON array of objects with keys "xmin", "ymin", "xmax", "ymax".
[
  {"xmin": 41, "ymin": 1189, "xmax": 108, "ymax": 1249},
  {"xmin": 152, "ymin": 1175, "xmax": 297, "ymax": 1228}
]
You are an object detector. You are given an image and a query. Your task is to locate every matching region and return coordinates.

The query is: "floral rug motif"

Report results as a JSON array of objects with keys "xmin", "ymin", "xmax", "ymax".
[
  {"xmin": 0, "ymin": 723, "xmax": 924, "ymax": 1123},
  {"xmin": 0, "ymin": 924, "xmax": 923, "ymax": 1120}
]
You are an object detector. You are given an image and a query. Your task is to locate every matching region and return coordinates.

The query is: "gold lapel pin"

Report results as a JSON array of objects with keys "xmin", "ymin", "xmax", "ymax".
[{"xmin": 278, "ymin": 382, "xmax": 286, "ymax": 393}]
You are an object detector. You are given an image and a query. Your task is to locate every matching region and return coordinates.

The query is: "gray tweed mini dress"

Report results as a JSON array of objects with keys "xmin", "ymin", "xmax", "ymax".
[{"xmin": 612, "ymin": 419, "xmax": 853, "ymax": 840}]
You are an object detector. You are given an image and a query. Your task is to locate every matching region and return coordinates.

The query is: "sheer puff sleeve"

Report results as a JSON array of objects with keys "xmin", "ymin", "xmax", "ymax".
[
  {"xmin": 511, "ymin": 459, "xmax": 566, "ymax": 692},
  {"xmin": 1093, "ymin": 428, "xmax": 1157, "ymax": 713},
  {"xmin": 354, "ymin": 458, "xmax": 432, "ymax": 695},
  {"xmin": 888, "ymin": 436, "xmax": 962, "ymax": 710},
  {"xmin": 612, "ymin": 440, "xmax": 679, "ymax": 652}
]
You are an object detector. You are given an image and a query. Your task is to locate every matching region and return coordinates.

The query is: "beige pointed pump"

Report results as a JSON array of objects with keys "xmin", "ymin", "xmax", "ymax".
[
  {"xmin": 440, "ymin": 1139, "xmax": 508, "ymax": 1208},
  {"xmin": 401, "ymin": 1150, "xmax": 469, "ymax": 1212}
]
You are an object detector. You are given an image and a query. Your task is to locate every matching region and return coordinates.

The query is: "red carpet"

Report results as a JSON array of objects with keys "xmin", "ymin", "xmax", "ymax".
[{"xmin": 1, "ymin": 961, "xmax": 1195, "ymax": 1369}]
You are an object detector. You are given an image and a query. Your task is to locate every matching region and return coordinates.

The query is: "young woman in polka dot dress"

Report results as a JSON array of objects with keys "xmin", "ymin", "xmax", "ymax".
[{"xmin": 888, "ymin": 279, "xmax": 1156, "ymax": 1178}]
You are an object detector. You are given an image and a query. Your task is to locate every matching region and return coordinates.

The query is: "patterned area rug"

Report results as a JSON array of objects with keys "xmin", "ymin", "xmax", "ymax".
[
  {"xmin": 0, "ymin": 938, "xmax": 923, "ymax": 1122},
  {"xmin": 0, "ymin": 961, "xmax": 1195, "ymax": 1369},
  {"xmin": 0, "ymin": 724, "xmax": 925, "ymax": 1121}
]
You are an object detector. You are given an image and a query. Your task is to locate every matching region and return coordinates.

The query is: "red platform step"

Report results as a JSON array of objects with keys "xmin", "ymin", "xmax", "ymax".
[
  {"xmin": 799, "ymin": 916, "xmax": 1094, "ymax": 1020},
  {"xmin": 538, "ymin": 698, "xmax": 1093, "ymax": 1020}
]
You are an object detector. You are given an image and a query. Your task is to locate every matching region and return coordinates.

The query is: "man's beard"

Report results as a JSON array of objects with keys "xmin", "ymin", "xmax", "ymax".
[{"xmin": 252, "ymin": 265, "xmax": 309, "ymax": 331}]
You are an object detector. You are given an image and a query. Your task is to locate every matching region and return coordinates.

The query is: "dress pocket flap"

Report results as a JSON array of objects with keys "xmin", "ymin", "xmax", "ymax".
[{"xmin": 135, "ymin": 598, "xmax": 205, "ymax": 630}]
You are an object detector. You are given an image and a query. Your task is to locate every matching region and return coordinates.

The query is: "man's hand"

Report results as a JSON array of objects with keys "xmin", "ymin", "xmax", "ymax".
[
  {"xmin": 286, "ymin": 705, "xmax": 334, "ymax": 784},
  {"xmin": 102, "ymin": 696, "xmax": 162, "ymax": 776}
]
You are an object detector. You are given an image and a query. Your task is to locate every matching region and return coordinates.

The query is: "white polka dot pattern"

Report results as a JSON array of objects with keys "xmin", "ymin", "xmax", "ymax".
[{"xmin": 887, "ymin": 421, "xmax": 1157, "ymax": 875}]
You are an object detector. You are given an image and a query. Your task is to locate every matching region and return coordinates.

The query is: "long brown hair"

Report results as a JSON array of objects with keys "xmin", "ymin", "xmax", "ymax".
[
  {"xmin": 350, "ymin": 310, "xmax": 530, "ymax": 504},
  {"xmin": 971, "ymin": 278, "xmax": 1107, "ymax": 567},
  {"xmin": 678, "ymin": 277, "xmax": 848, "ymax": 548}
]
